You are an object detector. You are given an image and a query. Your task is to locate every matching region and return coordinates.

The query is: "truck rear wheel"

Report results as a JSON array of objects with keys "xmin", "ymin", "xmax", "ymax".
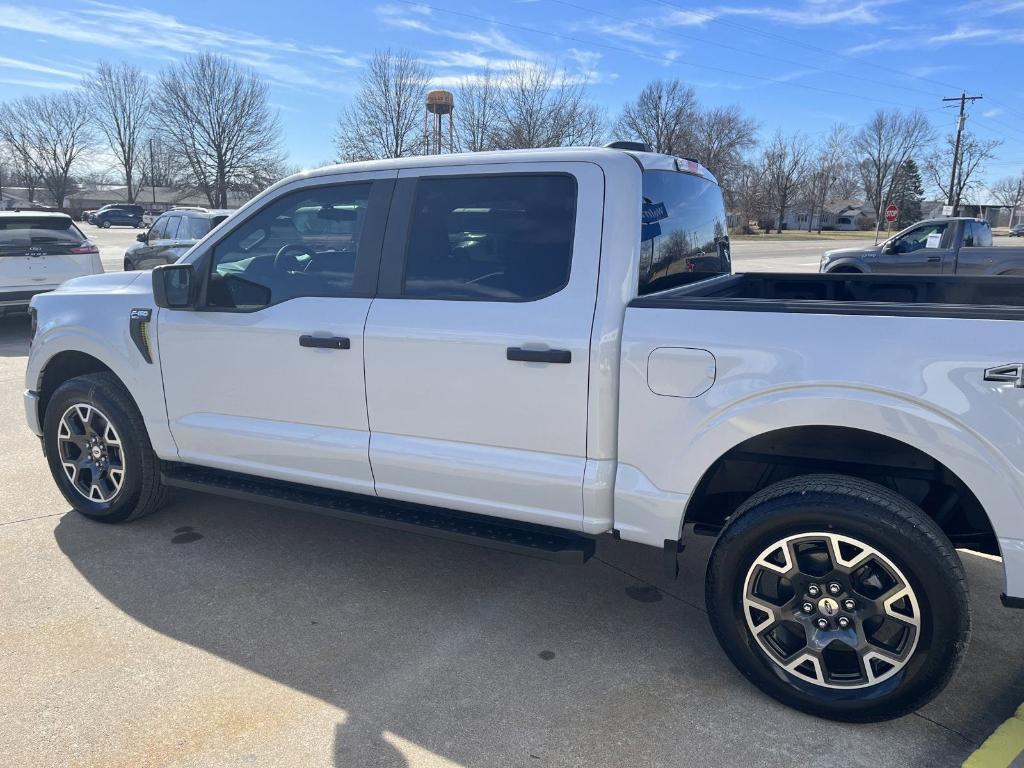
[
  {"xmin": 43, "ymin": 372, "xmax": 167, "ymax": 523},
  {"xmin": 706, "ymin": 474, "xmax": 970, "ymax": 722}
]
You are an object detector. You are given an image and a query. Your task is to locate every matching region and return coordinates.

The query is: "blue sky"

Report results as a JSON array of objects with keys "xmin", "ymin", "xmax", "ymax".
[{"xmin": 0, "ymin": 0, "xmax": 1022, "ymax": 188}]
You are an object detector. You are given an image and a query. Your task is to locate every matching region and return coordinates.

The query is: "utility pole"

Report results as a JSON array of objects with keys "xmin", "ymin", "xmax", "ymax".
[
  {"xmin": 149, "ymin": 137, "xmax": 157, "ymax": 208},
  {"xmin": 942, "ymin": 92, "xmax": 982, "ymax": 216}
]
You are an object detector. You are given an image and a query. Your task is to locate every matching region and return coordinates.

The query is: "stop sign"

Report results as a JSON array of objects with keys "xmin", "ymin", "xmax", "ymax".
[{"xmin": 885, "ymin": 204, "xmax": 899, "ymax": 223}]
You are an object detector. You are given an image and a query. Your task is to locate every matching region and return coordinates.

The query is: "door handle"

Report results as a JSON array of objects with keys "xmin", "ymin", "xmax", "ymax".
[
  {"xmin": 299, "ymin": 335, "xmax": 350, "ymax": 350},
  {"xmin": 506, "ymin": 347, "xmax": 571, "ymax": 364},
  {"xmin": 927, "ymin": 256, "xmax": 941, "ymax": 262}
]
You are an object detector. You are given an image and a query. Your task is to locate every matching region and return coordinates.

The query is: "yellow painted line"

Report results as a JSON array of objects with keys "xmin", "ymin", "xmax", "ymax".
[{"xmin": 964, "ymin": 703, "xmax": 1024, "ymax": 767}]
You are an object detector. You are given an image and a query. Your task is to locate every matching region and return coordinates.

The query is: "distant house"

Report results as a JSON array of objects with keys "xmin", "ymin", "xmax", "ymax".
[{"xmin": 777, "ymin": 199, "xmax": 875, "ymax": 231}]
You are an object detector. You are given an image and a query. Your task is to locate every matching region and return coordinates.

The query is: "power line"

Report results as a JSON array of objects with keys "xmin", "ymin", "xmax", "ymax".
[
  {"xmin": 395, "ymin": 0, "xmax": 929, "ymax": 109},
  {"xmin": 645, "ymin": 0, "xmax": 1024, "ymax": 124},
  {"xmin": 942, "ymin": 93, "xmax": 982, "ymax": 215}
]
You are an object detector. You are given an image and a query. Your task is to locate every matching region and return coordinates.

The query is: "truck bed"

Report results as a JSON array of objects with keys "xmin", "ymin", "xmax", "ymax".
[{"xmin": 630, "ymin": 273, "xmax": 1024, "ymax": 320}]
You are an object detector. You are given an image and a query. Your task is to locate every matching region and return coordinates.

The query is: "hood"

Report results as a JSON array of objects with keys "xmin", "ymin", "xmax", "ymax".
[
  {"xmin": 53, "ymin": 270, "xmax": 148, "ymax": 294},
  {"xmin": 823, "ymin": 245, "xmax": 882, "ymax": 260}
]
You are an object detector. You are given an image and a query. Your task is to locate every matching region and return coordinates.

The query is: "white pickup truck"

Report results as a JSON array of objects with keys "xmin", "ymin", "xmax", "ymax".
[{"xmin": 24, "ymin": 147, "xmax": 1024, "ymax": 722}]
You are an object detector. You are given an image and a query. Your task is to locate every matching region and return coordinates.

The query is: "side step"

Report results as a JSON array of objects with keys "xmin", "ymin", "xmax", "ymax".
[{"xmin": 162, "ymin": 464, "xmax": 596, "ymax": 564}]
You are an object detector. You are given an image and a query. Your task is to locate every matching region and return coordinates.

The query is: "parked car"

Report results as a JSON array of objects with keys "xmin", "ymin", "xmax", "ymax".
[
  {"xmin": 24, "ymin": 147, "xmax": 1024, "ymax": 723},
  {"xmin": 123, "ymin": 208, "xmax": 232, "ymax": 270},
  {"xmin": 0, "ymin": 211, "xmax": 102, "ymax": 317},
  {"xmin": 80, "ymin": 210, "xmax": 95, "ymax": 223},
  {"xmin": 141, "ymin": 209, "xmax": 162, "ymax": 227},
  {"xmin": 1011, "ymin": 223, "xmax": 1024, "ymax": 237},
  {"xmin": 821, "ymin": 217, "xmax": 1024, "ymax": 274},
  {"xmin": 92, "ymin": 204, "xmax": 145, "ymax": 229}
]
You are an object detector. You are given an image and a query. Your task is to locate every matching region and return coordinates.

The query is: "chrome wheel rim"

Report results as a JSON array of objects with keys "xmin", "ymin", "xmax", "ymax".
[
  {"xmin": 742, "ymin": 532, "xmax": 920, "ymax": 690},
  {"xmin": 56, "ymin": 403, "xmax": 126, "ymax": 503}
]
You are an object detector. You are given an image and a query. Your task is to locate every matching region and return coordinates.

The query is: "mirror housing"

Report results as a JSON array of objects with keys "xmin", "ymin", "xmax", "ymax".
[
  {"xmin": 153, "ymin": 263, "xmax": 197, "ymax": 309},
  {"xmin": 881, "ymin": 242, "xmax": 895, "ymax": 255},
  {"xmin": 136, "ymin": 232, "xmax": 148, "ymax": 243}
]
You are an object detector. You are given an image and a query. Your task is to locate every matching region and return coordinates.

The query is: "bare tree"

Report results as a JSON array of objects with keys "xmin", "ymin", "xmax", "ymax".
[
  {"xmin": 991, "ymin": 174, "xmax": 1024, "ymax": 228},
  {"xmin": 924, "ymin": 131, "xmax": 1001, "ymax": 212},
  {"xmin": 690, "ymin": 105, "xmax": 758, "ymax": 189},
  {"xmin": 493, "ymin": 63, "xmax": 604, "ymax": 149},
  {"xmin": 455, "ymin": 69, "xmax": 500, "ymax": 153},
  {"xmin": 728, "ymin": 159, "xmax": 770, "ymax": 233},
  {"xmin": 0, "ymin": 91, "xmax": 94, "ymax": 208},
  {"xmin": 155, "ymin": 53, "xmax": 282, "ymax": 208},
  {"xmin": 335, "ymin": 49, "xmax": 430, "ymax": 161},
  {"xmin": 853, "ymin": 109, "xmax": 934, "ymax": 240},
  {"xmin": 762, "ymin": 130, "xmax": 809, "ymax": 234},
  {"xmin": 614, "ymin": 79, "xmax": 698, "ymax": 155},
  {"xmin": 801, "ymin": 125, "xmax": 849, "ymax": 233},
  {"xmin": 86, "ymin": 61, "xmax": 150, "ymax": 201}
]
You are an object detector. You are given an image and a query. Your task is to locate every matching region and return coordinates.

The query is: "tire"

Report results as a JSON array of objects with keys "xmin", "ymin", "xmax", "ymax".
[
  {"xmin": 706, "ymin": 474, "xmax": 970, "ymax": 722},
  {"xmin": 123, "ymin": 258, "xmax": 133, "ymax": 272},
  {"xmin": 101, "ymin": 220, "xmax": 112, "ymax": 229},
  {"xmin": 43, "ymin": 372, "xmax": 167, "ymax": 523}
]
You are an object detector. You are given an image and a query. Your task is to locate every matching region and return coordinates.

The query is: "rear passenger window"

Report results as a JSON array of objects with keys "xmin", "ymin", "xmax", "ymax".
[
  {"xmin": 207, "ymin": 182, "xmax": 372, "ymax": 310},
  {"xmin": 402, "ymin": 174, "xmax": 576, "ymax": 301},
  {"xmin": 964, "ymin": 221, "xmax": 993, "ymax": 248}
]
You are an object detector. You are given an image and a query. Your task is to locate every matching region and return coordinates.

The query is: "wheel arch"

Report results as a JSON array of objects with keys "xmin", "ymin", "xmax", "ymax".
[
  {"xmin": 36, "ymin": 350, "xmax": 120, "ymax": 431},
  {"xmin": 683, "ymin": 424, "xmax": 997, "ymax": 556}
]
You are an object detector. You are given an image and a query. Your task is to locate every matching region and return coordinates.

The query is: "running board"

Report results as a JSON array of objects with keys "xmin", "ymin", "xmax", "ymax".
[{"xmin": 162, "ymin": 465, "xmax": 596, "ymax": 564}]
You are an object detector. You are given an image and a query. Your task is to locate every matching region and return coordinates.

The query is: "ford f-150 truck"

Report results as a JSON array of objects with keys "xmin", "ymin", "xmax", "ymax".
[
  {"xmin": 24, "ymin": 147, "xmax": 1024, "ymax": 722},
  {"xmin": 821, "ymin": 216, "xmax": 1024, "ymax": 274}
]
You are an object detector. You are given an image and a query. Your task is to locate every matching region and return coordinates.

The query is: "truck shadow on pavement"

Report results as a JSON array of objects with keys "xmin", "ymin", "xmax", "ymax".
[{"xmin": 53, "ymin": 490, "xmax": 1024, "ymax": 768}]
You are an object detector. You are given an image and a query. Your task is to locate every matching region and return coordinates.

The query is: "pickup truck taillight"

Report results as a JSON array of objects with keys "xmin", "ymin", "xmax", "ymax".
[
  {"xmin": 28, "ymin": 306, "xmax": 37, "ymax": 345},
  {"xmin": 69, "ymin": 243, "xmax": 99, "ymax": 255}
]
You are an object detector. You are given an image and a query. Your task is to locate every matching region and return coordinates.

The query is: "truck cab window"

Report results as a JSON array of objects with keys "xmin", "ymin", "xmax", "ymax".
[
  {"xmin": 402, "ymin": 174, "xmax": 576, "ymax": 301},
  {"xmin": 206, "ymin": 183, "xmax": 372, "ymax": 310},
  {"xmin": 638, "ymin": 170, "xmax": 730, "ymax": 296}
]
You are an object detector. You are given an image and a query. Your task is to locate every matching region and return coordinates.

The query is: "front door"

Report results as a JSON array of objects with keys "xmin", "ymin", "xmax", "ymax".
[
  {"xmin": 158, "ymin": 173, "xmax": 394, "ymax": 493},
  {"xmin": 363, "ymin": 163, "xmax": 603, "ymax": 530},
  {"xmin": 876, "ymin": 221, "xmax": 953, "ymax": 274}
]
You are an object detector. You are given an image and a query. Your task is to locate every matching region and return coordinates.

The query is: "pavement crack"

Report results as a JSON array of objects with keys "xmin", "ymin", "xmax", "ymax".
[
  {"xmin": 0, "ymin": 512, "xmax": 65, "ymax": 527},
  {"xmin": 911, "ymin": 711, "xmax": 976, "ymax": 745},
  {"xmin": 593, "ymin": 555, "xmax": 707, "ymax": 614}
]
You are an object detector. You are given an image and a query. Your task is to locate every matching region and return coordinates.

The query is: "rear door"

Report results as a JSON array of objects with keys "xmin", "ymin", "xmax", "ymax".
[
  {"xmin": 363, "ymin": 162, "xmax": 603, "ymax": 530},
  {"xmin": 953, "ymin": 220, "xmax": 995, "ymax": 275}
]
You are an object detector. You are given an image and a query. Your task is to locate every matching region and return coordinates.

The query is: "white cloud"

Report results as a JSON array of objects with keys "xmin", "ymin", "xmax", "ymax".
[
  {"xmin": 983, "ymin": 108, "xmax": 1006, "ymax": 117},
  {"xmin": 0, "ymin": 56, "xmax": 81, "ymax": 79}
]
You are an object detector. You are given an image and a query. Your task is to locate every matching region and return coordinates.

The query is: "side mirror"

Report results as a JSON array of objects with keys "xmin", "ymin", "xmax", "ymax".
[
  {"xmin": 881, "ymin": 242, "xmax": 895, "ymax": 255},
  {"xmin": 153, "ymin": 264, "xmax": 196, "ymax": 309},
  {"xmin": 136, "ymin": 232, "xmax": 148, "ymax": 243}
]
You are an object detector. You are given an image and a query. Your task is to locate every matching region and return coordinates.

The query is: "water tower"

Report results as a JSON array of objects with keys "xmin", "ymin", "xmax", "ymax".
[{"xmin": 424, "ymin": 89, "xmax": 455, "ymax": 155}]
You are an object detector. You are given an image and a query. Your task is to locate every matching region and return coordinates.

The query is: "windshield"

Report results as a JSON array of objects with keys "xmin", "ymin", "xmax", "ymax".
[
  {"xmin": 638, "ymin": 170, "xmax": 731, "ymax": 295},
  {"xmin": 0, "ymin": 217, "xmax": 83, "ymax": 252}
]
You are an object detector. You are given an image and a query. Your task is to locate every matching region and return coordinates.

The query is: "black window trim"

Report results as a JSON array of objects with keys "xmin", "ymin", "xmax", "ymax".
[
  {"xmin": 376, "ymin": 170, "xmax": 579, "ymax": 303},
  {"xmin": 189, "ymin": 177, "xmax": 395, "ymax": 314}
]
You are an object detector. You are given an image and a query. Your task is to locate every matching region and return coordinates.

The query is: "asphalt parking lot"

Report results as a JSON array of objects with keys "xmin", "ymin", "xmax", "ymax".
[{"xmin": 2, "ymin": 308, "xmax": 1024, "ymax": 767}]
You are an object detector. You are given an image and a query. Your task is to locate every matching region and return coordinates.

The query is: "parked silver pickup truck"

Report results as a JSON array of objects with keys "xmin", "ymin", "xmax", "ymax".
[{"xmin": 821, "ymin": 217, "xmax": 1024, "ymax": 274}]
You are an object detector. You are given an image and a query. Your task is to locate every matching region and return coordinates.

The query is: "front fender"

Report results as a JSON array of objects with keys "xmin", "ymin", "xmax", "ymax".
[{"xmin": 26, "ymin": 297, "xmax": 178, "ymax": 460}]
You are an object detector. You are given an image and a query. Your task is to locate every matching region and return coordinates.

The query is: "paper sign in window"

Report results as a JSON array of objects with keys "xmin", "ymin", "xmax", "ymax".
[{"xmin": 925, "ymin": 232, "xmax": 942, "ymax": 249}]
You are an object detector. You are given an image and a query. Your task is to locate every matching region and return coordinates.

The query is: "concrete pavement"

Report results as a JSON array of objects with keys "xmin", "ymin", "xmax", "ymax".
[{"xmin": 2, "ymin": 313, "xmax": 1024, "ymax": 767}]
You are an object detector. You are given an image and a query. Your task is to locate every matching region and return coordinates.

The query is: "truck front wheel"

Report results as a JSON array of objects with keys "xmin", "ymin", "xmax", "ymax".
[
  {"xmin": 706, "ymin": 474, "xmax": 969, "ymax": 722},
  {"xmin": 42, "ymin": 372, "xmax": 167, "ymax": 523}
]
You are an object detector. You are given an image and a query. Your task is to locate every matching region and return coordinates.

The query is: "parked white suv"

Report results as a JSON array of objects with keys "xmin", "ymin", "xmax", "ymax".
[
  {"xmin": 0, "ymin": 211, "xmax": 103, "ymax": 317},
  {"xmin": 23, "ymin": 147, "xmax": 1024, "ymax": 722}
]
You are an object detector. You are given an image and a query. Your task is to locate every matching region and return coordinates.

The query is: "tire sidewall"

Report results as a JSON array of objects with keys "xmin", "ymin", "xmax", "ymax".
[
  {"xmin": 707, "ymin": 490, "xmax": 968, "ymax": 721},
  {"xmin": 43, "ymin": 377, "xmax": 147, "ymax": 522}
]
